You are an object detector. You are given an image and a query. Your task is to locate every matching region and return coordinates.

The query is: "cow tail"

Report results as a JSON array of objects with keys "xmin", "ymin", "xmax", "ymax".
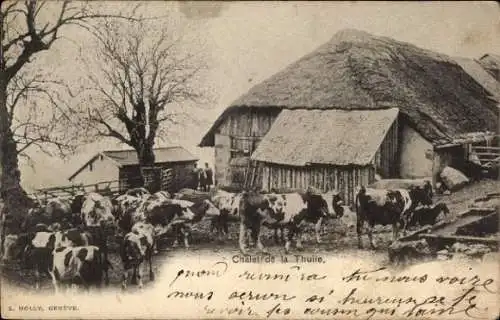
[{"xmin": 106, "ymin": 259, "xmax": 114, "ymax": 270}]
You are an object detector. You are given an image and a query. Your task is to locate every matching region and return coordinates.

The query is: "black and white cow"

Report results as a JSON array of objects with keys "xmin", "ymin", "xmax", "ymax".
[
  {"xmin": 120, "ymin": 222, "xmax": 155, "ymax": 290},
  {"xmin": 407, "ymin": 202, "xmax": 449, "ymax": 228},
  {"xmin": 50, "ymin": 245, "xmax": 104, "ymax": 294},
  {"xmin": 261, "ymin": 190, "xmax": 339, "ymax": 253},
  {"xmin": 210, "ymin": 190, "xmax": 242, "ymax": 240},
  {"xmin": 80, "ymin": 192, "xmax": 116, "ymax": 285},
  {"xmin": 144, "ymin": 198, "xmax": 219, "ymax": 249},
  {"xmin": 355, "ymin": 185, "xmax": 433, "ymax": 249},
  {"xmin": 237, "ymin": 191, "xmax": 283, "ymax": 254}
]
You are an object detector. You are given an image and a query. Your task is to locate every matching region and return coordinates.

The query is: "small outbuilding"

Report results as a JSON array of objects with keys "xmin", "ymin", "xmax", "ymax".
[{"xmin": 68, "ymin": 146, "xmax": 198, "ymax": 194}]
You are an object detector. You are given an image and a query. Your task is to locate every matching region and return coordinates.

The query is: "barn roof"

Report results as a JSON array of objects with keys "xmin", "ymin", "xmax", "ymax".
[
  {"xmin": 251, "ymin": 108, "xmax": 398, "ymax": 166},
  {"xmin": 68, "ymin": 146, "xmax": 198, "ymax": 181},
  {"xmin": 478, "ymin": 53, "xmax": 500, "ymax": 81},
  {"xmin": 199, "ymin": 29, "xmax": 499, "ymax": 147},
  {"xmin": 454, "ymin": 57, "xmax": 500, "ymax": 102},
  {"xmin": 102, "ymin": 147, "xmax": 198, "ymax": 166}
]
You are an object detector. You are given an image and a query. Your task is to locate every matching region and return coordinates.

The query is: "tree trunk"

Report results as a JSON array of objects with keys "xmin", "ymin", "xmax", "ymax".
[
  {"xmin": 135, "ymin": 141, "xmax": 156, "ymax": 189},
  {"xmin": 0, "ymin": 81, "xmax": 31, "ymax": 222}
]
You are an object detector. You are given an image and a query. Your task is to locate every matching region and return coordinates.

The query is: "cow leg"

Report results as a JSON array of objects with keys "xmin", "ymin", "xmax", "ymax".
[
  {"xmin": 356, "ymin": 219, "xmax": 364, "ymax": 249},
  {"xmin": 148, "ymin": 250, "xmax": 155, "ymax": 281},
  {"xmin": 280, "ymin": 227, "xmax": 285, "ymax": 244},
  {"xmin": 131, "ymin": 266, "xmax": 138, "ymax": 285},
  {"xmin": 255, "ymin": 224, "xmax": 268, "ymax": 254},
  {"xmin": 49, "ymin": 270, "xmax": 59, "ymax": 295},
  {"xmin": 315, "ymin": 217, "xmax": 323, "ymax": 244},
  {"xmin": 103, "ymin": 249, "xmax": 110, "ymax": 286},
  {"xmin": 137, "ymin": 263, "xmax": 144, "ymax": 289},
  {"xmin": 153, "ymin": 238, "xmax": 159, "ymax": 255},
  {"xmin": 247, "ymin": 227, "xmax": 254, "ymax": 247},
  {"xmin": 121, "ymin": 269, "xmax": 129, "ymax": 290},
  {"xmin": 274, "ymin": 228, "xmax": 280, "ymax": 244},
  {"xmin": 34, "ymin": 267, "xmax": 41, "ymax": 291},
  {"xmin": 400, "ymin": 216, "xmax": 410, "ymax": 237},
  {"xmin": 393, "ymin": 222, "xmax": 401, "ymax": 242},
  {"xmin": 172, "ymin": 225, "xmax": 180, "ymax": 248},
  {"xmin": 182, "ymin": 226, "xmax": 190, "ymax": 249},
  {"xmin": 367, "ymin": 224, "xmax": 376, "ymax": 249},
  {"xmin": 224, "ymin": 219, "xmax": 231, "ymax": 240},
  {"xmin": 285, "ymin": 225, "xmax": 295, "ymax": 254},
  {"xmin": 238, "ymin": 221, "xmax": 248, "ymax": 254},
  {"xmin": 296, "ymin": 227, "xmax": 303, "ymax": 250}
]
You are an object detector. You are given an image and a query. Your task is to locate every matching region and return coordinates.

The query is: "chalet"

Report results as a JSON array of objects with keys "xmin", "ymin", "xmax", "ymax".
[
  {"xmin": 199, "ymin": 29, "xmax": 499, "ymax": 205},
  {"xmin": 68, "ymin": 146, "xmax": 198, "ymax": 193}
]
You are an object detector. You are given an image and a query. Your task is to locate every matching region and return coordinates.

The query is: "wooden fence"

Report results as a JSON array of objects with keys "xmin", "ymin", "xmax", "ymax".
[
  {"xmin": 471, "ymin": 146, "xmax": 500, "ymax": 166},
  {"xmin": 29, "ymin": 168, "xmax": 175, "ymax": 202},
  {"xmin": 28, "ymin": 180, "xmax": 121, "ymax": 202}
]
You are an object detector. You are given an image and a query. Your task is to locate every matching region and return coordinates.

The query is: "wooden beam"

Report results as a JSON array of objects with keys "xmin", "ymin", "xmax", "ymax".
[
  {"xmin": 472, "ymin": 146, "xmax": 500, "ymax": 151},
  {"xmin": 419, "ymin": 233, "xmax": 498, "ymax": 246},
  {"xmin": 475, "ymin": 152, "xmax": 500, "ymax": 157}
]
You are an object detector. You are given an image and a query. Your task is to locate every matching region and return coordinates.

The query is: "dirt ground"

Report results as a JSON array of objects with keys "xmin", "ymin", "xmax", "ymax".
[{"xmin": 1, "ymin": 179, "xmax": 498, "ymax": 294}]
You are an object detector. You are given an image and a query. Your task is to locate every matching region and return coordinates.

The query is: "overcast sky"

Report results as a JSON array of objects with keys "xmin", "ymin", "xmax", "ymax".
[{"xmin": 19, "ymin": 1, "xmax": 500, "ymax": 191}]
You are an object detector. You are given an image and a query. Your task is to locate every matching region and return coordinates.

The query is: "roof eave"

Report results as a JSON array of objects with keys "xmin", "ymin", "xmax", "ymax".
[{"xmin": 68, "ymin": 152, "xmax": 123, "ymax": 181}]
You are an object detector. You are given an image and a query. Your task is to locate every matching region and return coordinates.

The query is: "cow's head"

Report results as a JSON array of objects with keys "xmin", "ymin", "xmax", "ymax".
[
  {"xmin": 436, "ymin": 203, "xmax": 450, "ymax": 216},
  {"xmin": 201, "ymin": 199, "xmax": 220, "ymax": 217},
  {"xmin": 2, "ymin": 234, "xmax": 20, "ymax": 262},
  {"xmin": 321, "ymin": 191, "xmax": 345, "ymax": 218},
  {"xmin": 410, "ymin": 185, "xmax": 433, "ymax": 207},
  {"xmin": 123, "ymin": 233, "xmax": 146, "ymax": 263},
  {"xmin": 181, "ymin": 207, "xmax": 196, "ymax": 221},
  {"xmin": 266, "ymin": 194, "xmax": 286, "ymax": 216}
]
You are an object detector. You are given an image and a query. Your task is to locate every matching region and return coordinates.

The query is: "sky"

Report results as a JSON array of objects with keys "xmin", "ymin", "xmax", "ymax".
[{"xmin": 15, "ymin": 1, "xmax": 500, "ymax": 192}]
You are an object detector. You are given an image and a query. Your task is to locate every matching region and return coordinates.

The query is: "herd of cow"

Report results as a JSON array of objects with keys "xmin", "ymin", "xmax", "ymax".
[{"xmin": 1, "ymin": 181, "xmax": 450, "ymax": 294}]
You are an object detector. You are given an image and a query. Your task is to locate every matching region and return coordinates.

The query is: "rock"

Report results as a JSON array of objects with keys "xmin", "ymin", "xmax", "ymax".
[
  {"xmin": 482, "ymin": 252, "xmax": 499, "ymax": 263},
  {"xmin": 436, "ymin": 249, "xmax": 451, "ymax": 261},
  {"xmin": 369, "ymin": 178, "xmax": 431, "ymax": 190},
  {"xmin": 449, "ymin": 242, "xmax": 492, "ymax": 260},
  {"xmin": 388, "ymin": 239, "xmax": 433, "ymax": 264},
  {"xmin": 451, "ymin": 252, "xmax": 470, "ymax": 261},
  {"xmin": 439, "ymin": 167, "xmax": 469, "ymax": 191}
]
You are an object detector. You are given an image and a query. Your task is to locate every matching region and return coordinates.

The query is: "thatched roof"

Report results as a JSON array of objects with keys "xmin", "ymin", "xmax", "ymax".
[
  {"xmin": 251, "ymin": 108, "xmax": 398, "ymax": 166},
  {"xmin": 454, "ymin": 57, "xmax": 500, "ymax": 102},
  {"xmin": 199, "ymin": 29, "xmax": 498, "ymax": 147},
  {"xmin": 478, "ymin": 53, "xmax": 500, "ymax": 81}
]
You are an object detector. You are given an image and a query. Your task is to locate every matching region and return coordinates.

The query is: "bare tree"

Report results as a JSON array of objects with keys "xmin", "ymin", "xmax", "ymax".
[
  {"xmin": 0, "ymin": 0, "xmax": 137, "ymax": 215},
  {"xmin": 77, "ymin": 18, "xmax": 209, "ymax": 184}
]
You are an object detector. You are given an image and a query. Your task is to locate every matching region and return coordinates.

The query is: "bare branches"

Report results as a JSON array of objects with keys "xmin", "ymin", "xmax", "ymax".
[
  {"xmin": 2, "ymin": 1, "xmax": 139, "ymax": 82},
  {"xmin": 0, "ymin": 1, "xmax": 144, "ymax": 160},
  {"xmin": 76, "ymin": 17, "xmax": 209, "ymax": 164},
  {"xmin": 12, "ymin": 102, "xmax": 76, "ymax": 158}
]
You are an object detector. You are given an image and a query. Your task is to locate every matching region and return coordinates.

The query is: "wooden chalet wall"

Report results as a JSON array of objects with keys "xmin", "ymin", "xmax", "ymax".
[
  {"xmin": 118, "ymin": 161, "xmax": 196, "ymax": 193},
  {"xmin": 373, "ymin": 116, "xmax": 399, "ymax": 178},
  {"xmin": 260, "ymin": 164, "xmax": 375, "ymax": 206},
  {"xmin": 213, "ymin": 108, "xmax": 280, "ymax": 189}
]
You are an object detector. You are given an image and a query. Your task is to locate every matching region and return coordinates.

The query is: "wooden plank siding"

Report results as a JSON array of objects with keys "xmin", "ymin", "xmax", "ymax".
[
  {"xmin": 213, "ymin": 109, "xmax": 280, "ymax": 188},
  {"xmin": 260, "ymin": 163, "xmax": 375, "ymax": 206},
  {"xmin": 118, "ymin": 161, "xmax": 196, "ymax": 194},
  {"xmin": 374, "ymin": 116, "xmax": 399, "ymax": 178}
]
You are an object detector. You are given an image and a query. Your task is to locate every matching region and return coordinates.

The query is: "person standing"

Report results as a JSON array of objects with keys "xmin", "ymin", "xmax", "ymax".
[
  {"xmin": 204, "ymin": 162, "xmax": 214, "ymax": 191},
  {"xmin": 199, "ymin": 165, "xmax": 207, "ymax": 191},
  {"xmin": 191, "ymin": 164, "xmax": 200, "ymax": 190}
]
